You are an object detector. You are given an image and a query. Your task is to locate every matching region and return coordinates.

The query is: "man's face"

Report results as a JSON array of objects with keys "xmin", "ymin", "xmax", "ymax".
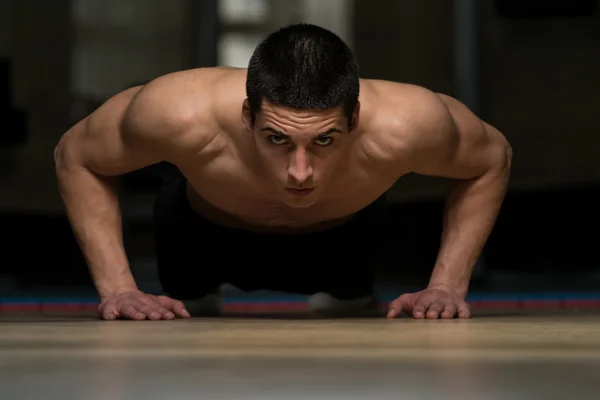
[{"xmin": 243, "ymin": 100, "xmax": 358, "ymax": 208}]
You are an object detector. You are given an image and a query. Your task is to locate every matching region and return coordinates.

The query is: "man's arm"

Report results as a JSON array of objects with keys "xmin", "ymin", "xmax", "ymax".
[
  {"xmin": 387, "ymin": 88, "xmax": 511, "ymax": 319},
  {"xmin": 412, "ymin": 93, "xmax": 512, "ymax": 299},
  {"xmin": 54, "ymin": 78, "xmax": 209, "ymax": 306}
]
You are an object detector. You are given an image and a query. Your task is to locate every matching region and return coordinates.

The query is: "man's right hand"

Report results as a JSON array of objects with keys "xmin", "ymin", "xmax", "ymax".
[{"xmin": 98, "ymin": 290, "xmax": 191, "ymax": 320}]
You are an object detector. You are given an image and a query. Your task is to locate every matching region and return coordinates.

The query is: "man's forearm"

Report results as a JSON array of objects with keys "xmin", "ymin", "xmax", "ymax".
[
  {"xmin": 428, "ymin": 163, "xmax": 511, "ymax": 297},
  {"xmin": 55, "ymin": 153, "xmax": 138, "ymax": 300}
]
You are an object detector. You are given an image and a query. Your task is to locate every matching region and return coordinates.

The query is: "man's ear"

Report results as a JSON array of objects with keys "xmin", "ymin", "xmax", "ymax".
[
  {"xmin": 241, "ymin": 99, "xmax": 253, "ymax": 132},
  {"xmin": 349, "ymin": 101, "xmax": 360, "ymax": 132}
]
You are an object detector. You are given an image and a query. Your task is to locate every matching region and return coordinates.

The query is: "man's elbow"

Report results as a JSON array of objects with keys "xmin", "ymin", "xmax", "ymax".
[
  {"xmin": 54, "ymin": 131, "xmax": 73, "ymax": 171},
  {"xmin": 54, "ymin": 134, "xmax": 69, "ymax": 174},
  {"xmin": 503, "ymin": 141, "xmax": 513, "ymax": 172},
  {"xmin": 54, "ymin": 126, "xmax": 86, "ymax": 178},
  {"xmin": 54, "ymin": 133, "xmax": 68, "ymax": 167},
  {"xmin": 482, "ymin": 121, "xmax": 512, "ymax": 172},
  {"xmin": 496, "ymin": 132, "xmax": 512, "ymax": 174}
]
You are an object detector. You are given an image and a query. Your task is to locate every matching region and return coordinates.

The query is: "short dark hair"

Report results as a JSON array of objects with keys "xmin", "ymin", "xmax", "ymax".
[{"xmin": 246, "ymin": 23, "xmax": 360, "ymax": 126}]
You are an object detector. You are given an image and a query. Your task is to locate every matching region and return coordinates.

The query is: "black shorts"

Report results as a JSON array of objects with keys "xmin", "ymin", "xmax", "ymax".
[{"xmin": 152, "ymin": 172, "xmax": 388, "ymax": 300}]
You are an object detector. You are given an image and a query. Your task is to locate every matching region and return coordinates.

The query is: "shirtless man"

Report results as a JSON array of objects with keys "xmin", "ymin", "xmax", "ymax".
[{"xmin": 54, "ymin": 23, "xmax": 512, "ymax": 321}]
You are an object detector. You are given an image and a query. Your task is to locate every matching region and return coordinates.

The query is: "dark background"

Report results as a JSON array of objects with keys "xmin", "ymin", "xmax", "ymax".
[{"xmin": 1, "ymin": 0, "xmax": 599, "ymax": 300}]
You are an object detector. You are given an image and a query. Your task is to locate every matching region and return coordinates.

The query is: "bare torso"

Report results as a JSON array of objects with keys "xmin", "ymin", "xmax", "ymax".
[{"xmin": 165, "ymin": 67, "xmax": 416, "ymax": 233}]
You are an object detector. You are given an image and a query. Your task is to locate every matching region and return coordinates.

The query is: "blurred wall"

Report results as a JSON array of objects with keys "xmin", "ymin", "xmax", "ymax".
[
  {"xmin": 0, "ymin": 0, "xmax": 193, "ymax": 214},
  {"xmin": 353, "ymin": 0, "xmax": 600, "ymax": 201},
  {"xmin": 0, "ymin": 0, "xmax": 72, "ymax": 213},
  {"xmin": 479, "ymin": 1, "xmax": 600, "ymax": 191},
  {"xmin": 70, "ymin": 0, "xmax": 192, "ymax": 99}
]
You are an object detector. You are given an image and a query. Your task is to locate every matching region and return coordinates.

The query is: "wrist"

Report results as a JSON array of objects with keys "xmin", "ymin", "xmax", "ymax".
[
  {"xmin": 427, "ymin": 282, "xmax": 468, "ymax": 298},
  {"xmin": 98, "ymin": 282, "xmax": 139, "ymax": 302},
  {"xmin": 427, "ymin": 270, "xmax": 470, "ymax": 299}
]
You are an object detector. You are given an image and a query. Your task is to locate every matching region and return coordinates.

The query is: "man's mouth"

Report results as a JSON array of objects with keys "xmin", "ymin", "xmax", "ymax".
[{"xmin": 286, "ymin": 188, "xmax": 315, "ymax": 197}]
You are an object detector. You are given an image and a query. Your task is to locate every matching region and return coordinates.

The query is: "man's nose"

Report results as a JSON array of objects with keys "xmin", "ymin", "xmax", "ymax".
[{"xmin": 288, "ymin": 149, "xmax": 313, "ymax": 184}]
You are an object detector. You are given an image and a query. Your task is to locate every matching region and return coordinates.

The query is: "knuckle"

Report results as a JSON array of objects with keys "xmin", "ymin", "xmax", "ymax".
[
  {"xmin": 124, "ymin": 305, "xmax": 137, "ymax": 315},
  {"xmin": 145, "ymin": 294, "xmax": 159, "ymax": 303},
  {"xmin": 138, "ymin": 305, "xmax": 152, "ymax": 314},
  {"xmin": 159, "ymin": 295, "xmax": 172, "ymax": 303}
]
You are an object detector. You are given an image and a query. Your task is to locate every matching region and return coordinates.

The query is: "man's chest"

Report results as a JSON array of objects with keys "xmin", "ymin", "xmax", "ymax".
[{"xmin": 180, "ymin": 157, "xmax": 396, "ymax": 229}]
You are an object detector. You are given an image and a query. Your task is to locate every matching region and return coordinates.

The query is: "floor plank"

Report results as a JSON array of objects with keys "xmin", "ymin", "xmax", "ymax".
[{"xmin": 1, "ymin": 311, "xmax": 600, "ymax": 399}]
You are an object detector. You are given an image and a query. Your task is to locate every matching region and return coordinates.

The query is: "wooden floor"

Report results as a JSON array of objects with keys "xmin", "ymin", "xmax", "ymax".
[{"xmin": 2, "ymin": 310, "xmax": 600, "ymax": 399}]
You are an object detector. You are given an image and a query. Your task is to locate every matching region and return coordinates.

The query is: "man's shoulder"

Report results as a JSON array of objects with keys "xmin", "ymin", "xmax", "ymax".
[
  {"xmin": 123, "ymin": 67, "xmax": 244, "ymax": 149},
  {"xmin": 360, "ymin": 80, "xmax": 459, "ymax": 165},
  {"xmin": 130, "ymin": 67, "xmax": 242, "ymax": 123},
  {"xmin": 364, "ymin": 79, "xmax": 452, "ymax": 129}
]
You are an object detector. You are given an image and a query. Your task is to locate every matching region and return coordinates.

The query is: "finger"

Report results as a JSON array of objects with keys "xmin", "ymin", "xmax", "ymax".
[
  {"xmin": 136, "ymin": 302, "xmax": 168, "ymax": 320},
  {"xmin": 388, "ymin": 294, "xmax": 414, "ymax": 318},
  {"xmin": 426, "ymin": 300, "xmax": 446, "ymax": 319},
  {"xmin": 100, "ymin": 306, "xmax": 118, "ymax": 321},
  {"xmin": 412, "ymin": 296, "xmax": 434, "ymax": 319},
  {"xmin": 457, "ymin": 302, "xmax": 472, "ymax": 319},
  {"xmin": 157, "ymin": 296, "xmax": 191, "ymax": 318},
  {"xmin": 387, "ymin": 298, "xmax": 403, "ymax": 318},
  {"xmin": 441, "ymin": 302, "xmax": 458, "ymax": 319},
  {"xmin": 121, "ymin": 303, "xmax": 147, "ymax": 320},
  {"xmin": 140, "ymin": 296, "xmax": 175, "ymax": 320},
  {"xmin": 387, "ymin": 308, "xmax": 399, "ymax": 318}
]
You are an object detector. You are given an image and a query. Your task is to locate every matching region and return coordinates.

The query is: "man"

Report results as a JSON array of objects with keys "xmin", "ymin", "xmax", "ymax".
[{"xmin": 54, "ymin": 23, "xmax": 511, "ymax": 321}]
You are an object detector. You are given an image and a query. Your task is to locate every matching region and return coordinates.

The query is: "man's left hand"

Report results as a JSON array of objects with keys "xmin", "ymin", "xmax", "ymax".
[{"xmin": 386, "ymin": 285, "xmax": 472, "ymax": 319}]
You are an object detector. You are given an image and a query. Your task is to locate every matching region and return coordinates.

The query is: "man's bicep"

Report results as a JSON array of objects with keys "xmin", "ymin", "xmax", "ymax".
[
  {"xmin": 410, "ymin": 93, "xmax": 510, "ymax": 179},
  {"xmin": 57, "ymin": 86, "xmax": 168, "ymax": 177}
]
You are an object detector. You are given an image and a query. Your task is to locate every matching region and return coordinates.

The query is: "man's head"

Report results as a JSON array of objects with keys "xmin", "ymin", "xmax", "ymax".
[{"xmin": 242, "ymin": 23, "xmax": 360, "ymax": 208}]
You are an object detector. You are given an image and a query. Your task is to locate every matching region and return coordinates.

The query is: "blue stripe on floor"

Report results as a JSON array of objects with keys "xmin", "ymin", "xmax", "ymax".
[{"xmin": 1, "ymin": 292, "xmax": 600, "ymax": 305}]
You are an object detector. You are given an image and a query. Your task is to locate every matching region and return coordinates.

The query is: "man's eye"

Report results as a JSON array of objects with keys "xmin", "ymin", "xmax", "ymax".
[
  {"xmin": 314, "ymin": 137, "xmax": 333, "ymax": 146},
  {"xmin": 268, "ymin": 135, "xmax": 288, "ymax": 145}
]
